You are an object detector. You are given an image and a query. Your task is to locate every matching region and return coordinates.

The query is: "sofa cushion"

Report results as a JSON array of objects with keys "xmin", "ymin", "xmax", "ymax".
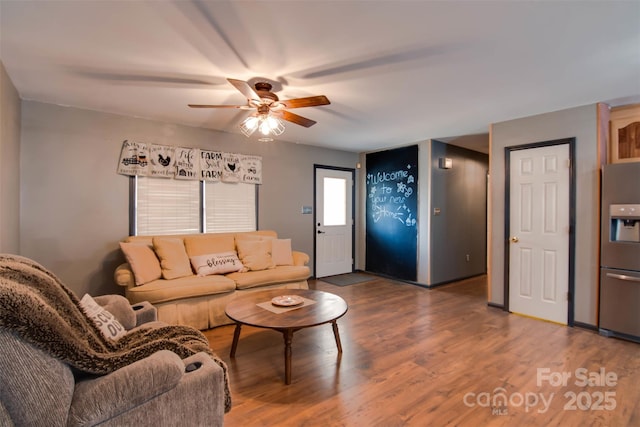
[
  {"xmin": 153, "ymin": 237, "xmax": 193, "ymax": 280},
  {"xmin": 125, "ymin": 275, "xmax": 236, "ymax": 305},
  {"xmin": 119, "ymin": 242, "xmax": 162, "ymax": 285},
  {"xmin": 235, "ymin": 239, "xmax": 275, "ymax": 272},
  {"xmin": 226, "ymin": 265, "xmax": 311, "ymax": 290},
  {"xmin": 190, "ymin": 252, "xmax": 244, "ymax": 276},
  {"xmin": 184, "ymin": 233, "xmax": 236, "ymax": 257},
  {"xmin": 237, "ymin": 230, "xmax": 278, "ymax": 240},
  {"xmin": 271, "ymin": 239, "xmax": 294, "ymax": 266}
]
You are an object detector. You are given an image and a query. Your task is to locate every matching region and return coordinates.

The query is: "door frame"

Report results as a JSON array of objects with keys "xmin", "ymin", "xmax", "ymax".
[
  {"xmin": 313, "ymin": 164, "xmax": 356, "ymax": 278},
  {"xmin": 503, "ymin": 138, "xmax": 576, "ymax": 325}
]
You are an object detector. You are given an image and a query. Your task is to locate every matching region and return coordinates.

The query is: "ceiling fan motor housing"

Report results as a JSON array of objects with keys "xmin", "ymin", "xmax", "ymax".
[{"xmin": 254, "ymin": 82, "xmax": 279, "ymax": 102}]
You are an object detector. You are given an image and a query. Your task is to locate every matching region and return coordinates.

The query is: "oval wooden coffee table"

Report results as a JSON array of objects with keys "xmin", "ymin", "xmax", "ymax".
[{"xmin": 225, "ymin": 289, "xmax": 348, "ymax": 385}]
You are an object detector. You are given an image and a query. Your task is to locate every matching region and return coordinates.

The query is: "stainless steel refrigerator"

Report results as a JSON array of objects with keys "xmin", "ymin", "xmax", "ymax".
[{"xmin": 599, "ymin": 162, "xmax": 640, "ymax": 343}]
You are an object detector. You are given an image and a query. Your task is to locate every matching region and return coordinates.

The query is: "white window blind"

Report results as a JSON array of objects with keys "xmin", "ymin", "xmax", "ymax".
[
  {"xmin": 205, "ymin": 181, "xmax": 256, "ymax": 233},
  {"xmin": 136, "ymin": 177, "xmax": 200, "ymax": 235},
  {"xmin": 134, "ymin": 177, "xmax": 257, "ymax": 236}
]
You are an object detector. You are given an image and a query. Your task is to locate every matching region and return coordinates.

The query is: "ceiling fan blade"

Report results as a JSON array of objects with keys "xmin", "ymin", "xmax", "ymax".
[
  {"xmin": 279, "ymin": 110, "xmax": 317, "ymax": 128},
  {"xmin": 227, "ymin": 78, "xmax": 260, "ymax": 101},
  {"xmin": 280, "ymin": 95, "xmax": 330, "ymax": 109},
  {"xmin": 188, "ymin": 104, "xmax": 251, "ymax": 109}
]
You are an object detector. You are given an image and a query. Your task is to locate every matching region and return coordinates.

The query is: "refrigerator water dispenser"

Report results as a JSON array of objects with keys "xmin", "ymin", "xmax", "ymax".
[{"xmin": 610, "ymin": 204, "xmax": 640, "ymax": 243}]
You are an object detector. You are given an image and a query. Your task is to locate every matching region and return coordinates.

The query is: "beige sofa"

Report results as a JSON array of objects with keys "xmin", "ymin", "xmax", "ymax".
[{"xmin": 114, "ymin": 230, "xmax": 310, "ymax": 330}]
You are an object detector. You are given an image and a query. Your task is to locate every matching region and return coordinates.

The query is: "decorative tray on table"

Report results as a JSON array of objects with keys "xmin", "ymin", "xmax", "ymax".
[{"xmin": 271, "ymin": 295, "xmax": 304, "ymax": 307}]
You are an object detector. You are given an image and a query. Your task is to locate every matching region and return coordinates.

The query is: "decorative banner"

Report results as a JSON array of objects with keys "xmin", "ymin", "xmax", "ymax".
[
  {"xmin": 241, "ymin": 155, "xmax": 263, "ymax": 184},
  {"xmin": 116, "ymin": 140, "xmax": 262, "ymax": 183},
  {"xmin": 149, "ymin": 144, "xmax": 176, "ymax": 178},
  {"xmin": 174, "ymin": 147, "xmax": 200, "ymax": 180},
  {"xmin": 200, "ymin": 150, "xmax": 223, "ymax": 181},
  {"xmin": 222, "ymin": 152, "xmax": 241, "ymax": 183},
  {"xmin": 117, "ymin": 140, "xmax": 149, "ymax": 176}
]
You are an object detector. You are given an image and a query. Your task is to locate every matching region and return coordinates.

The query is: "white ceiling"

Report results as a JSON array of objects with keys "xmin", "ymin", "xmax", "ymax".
[{"xmin": 1, "ymin": 1, "xmax": 639, "ymax": 153}]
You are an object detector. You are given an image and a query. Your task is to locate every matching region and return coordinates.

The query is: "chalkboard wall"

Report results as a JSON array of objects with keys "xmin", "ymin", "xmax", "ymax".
[{"xmin": 365, "ymin": 145, "xmax": 418, "ymax": 280}]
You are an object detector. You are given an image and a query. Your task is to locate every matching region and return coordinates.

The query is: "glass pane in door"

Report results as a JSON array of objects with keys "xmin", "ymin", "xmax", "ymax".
[{"xmin": 323, "ymin": 177, "xmax": 346, "ymax": 226}]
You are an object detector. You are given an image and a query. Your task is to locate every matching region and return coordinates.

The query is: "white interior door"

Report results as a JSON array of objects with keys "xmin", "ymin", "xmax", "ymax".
[
  {"xmin": 315, "ymin": 168, "xmax": 353, "ymax": 278},
  {"xmin": 508, "ymin": 144, "xmax": 569, "ymax": 324}
]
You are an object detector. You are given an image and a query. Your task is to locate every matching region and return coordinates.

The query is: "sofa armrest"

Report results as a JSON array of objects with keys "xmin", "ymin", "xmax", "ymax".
[
  {"xmin": 94, "ymin": 294, "xmax": 137, "ymax": 330},
  {"xmin": 68, "ymin": 350, "xmax": 184, "ymax": 426},
  {"xmin": 114, "ymin": 263, "xmax": 135, "ymax": 288},
  {"xmin": 131, "ymin": 301, "xmax": 157, "ymax": 326},
  {"xmin": 292, "ymin": 251, "xmax": 309, "ymax": 266},
  {"xmin": 69, "ymin": 351, "xmax": 226, "ymax": 427}
]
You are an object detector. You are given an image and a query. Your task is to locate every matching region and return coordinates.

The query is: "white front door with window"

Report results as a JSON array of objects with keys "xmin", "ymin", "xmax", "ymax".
[
  {"xmin": 508, "ymin": 144, "xmax": 569, "ymax": 324},
  {"xmin": 315, "ymin": 168, "xmax": 353, "ymax": 278}
]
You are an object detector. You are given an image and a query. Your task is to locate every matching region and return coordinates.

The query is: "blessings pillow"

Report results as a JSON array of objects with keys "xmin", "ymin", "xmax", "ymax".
[
  {"xmin": 190, "ymin": 251, "xmax": 244, "ymax": 276},
  {"xmin": 79, "ymin": 294, "xmax": 127, "ymax": 341}
]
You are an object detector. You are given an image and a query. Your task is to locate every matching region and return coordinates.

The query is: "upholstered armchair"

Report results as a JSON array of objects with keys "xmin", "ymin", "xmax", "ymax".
[{"xmin": 0, "ymin": 294, "xmax": 227, "ymax": 426}]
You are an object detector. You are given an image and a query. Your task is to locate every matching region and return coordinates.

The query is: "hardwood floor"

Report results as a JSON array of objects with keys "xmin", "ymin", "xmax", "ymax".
[{"xmin": 204, "ymin": 275, "xmax": 640, "ymax": 426}]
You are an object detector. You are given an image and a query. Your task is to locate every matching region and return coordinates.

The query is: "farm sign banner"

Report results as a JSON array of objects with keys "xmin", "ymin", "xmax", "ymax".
[
  {"xmin": 117, "ymin": 140, "xmax": 149, "ymax": 176},
  {"xmin": 150, "ymin": 144, "xmax": 176, "ymax": 178},
  {"xmin": 117, "ymin": 140, "xmax": 262, "ymax": 184}
]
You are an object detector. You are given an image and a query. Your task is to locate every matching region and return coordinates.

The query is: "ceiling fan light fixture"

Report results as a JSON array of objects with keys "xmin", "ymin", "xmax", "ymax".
[
  {"xmin": 240, "ymin": 115, "xmax": 259, "ymax": 137},
  {"xmin": 266, "ymin": 116, "xmax": 285, "ymax": 135},
  {"xmin": 241, "ymin": 113, "xmax": 284, "ymax": 140},
  {"xmin": 259, "ymin": 120, "xmax": 271, "ymax": 136}
]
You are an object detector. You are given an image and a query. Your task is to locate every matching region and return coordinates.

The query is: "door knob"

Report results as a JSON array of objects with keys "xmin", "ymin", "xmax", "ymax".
[
  {"xmin": 317, "ymin": 230, "xmax": 325, "ymax": 234},
  {"xmin": 510, "ymin": 237, "xmax": 519, "ymax": 243}
]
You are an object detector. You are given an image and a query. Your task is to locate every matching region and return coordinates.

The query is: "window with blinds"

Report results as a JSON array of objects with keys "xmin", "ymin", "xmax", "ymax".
[
  {"xmin": 133, "ymin": 177, "xmax": 256, "ymax": 236},
  {"xmin": 205, "ymin": 181, "xmax": 257, "ymax": 233}
]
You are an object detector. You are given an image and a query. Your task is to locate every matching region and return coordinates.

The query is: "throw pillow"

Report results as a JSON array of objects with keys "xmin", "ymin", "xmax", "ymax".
[
  {"xmin": 79, "ymin": 294, "xmax": 127, "ymax": 341},
  {"xmin": 271, "ymin": 238, "xmax": 294, "ymax": 266},
  {"xmin": 152, "ymin": 237, "xmax": 193, "ymax": 279},
  {"xmin": 190, "ymin": 251, "xmax": 244, "ymax": 276},
  {"xmin": 119, "ymin": 242, "xmax": 162, "ymax": 285},
  {"xmin": 235, "ymin": 239, "xmax": 276, "ymax": 271},
  {"xmin": 184, "ymin": 234, "xmax": 236, "ymax": 257}
]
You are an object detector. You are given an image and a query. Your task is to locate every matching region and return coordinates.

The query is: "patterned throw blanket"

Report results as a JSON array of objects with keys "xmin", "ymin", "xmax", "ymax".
[{"xmin": 0, "ymin": 254, "xmax": 231, "ymax": 413}]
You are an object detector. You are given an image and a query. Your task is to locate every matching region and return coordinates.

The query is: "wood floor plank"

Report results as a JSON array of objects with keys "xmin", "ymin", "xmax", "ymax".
[{"xmin": 204, "ymin": 275, "xmax": 640, "ymax": 426}]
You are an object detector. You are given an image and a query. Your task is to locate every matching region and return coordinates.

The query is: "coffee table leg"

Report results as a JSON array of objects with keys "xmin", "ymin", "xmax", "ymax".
[
  {"xmin": 283, "ymin": 329, "xmax": 293, "ymax": 385},
  {"xmin": 332, "ymin": 320, "xmax": 343, "ymax": 353},
  {"xmin": 230, "ymin": 323, "xmax": 242, "ymax": 358}
]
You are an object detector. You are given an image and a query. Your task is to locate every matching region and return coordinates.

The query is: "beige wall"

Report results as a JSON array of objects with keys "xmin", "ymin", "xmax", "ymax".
[
  {"xmin": 0, "ymin": 61, "xmax": 21, "ymax": 254},
  {"xmin": 20, "ymin": 101, "xmax": 358, "ymax": 297},
  {"xmin": 489, "ymin": 104, "xmax": 600, "ymax": 326}
]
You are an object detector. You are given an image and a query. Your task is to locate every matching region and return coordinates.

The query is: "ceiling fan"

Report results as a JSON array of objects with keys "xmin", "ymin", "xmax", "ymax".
[{"xmin": 188, "ymin": 78, "xmax": 330, "ymax": 138}]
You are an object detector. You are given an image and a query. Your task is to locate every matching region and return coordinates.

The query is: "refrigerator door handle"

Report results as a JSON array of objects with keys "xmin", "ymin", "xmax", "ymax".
[{"xmin": 606, "ymin": 272, "xmax": 640, "ymax": 282}]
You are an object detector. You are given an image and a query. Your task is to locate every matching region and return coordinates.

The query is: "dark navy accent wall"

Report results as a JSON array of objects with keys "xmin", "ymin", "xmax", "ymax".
[{"xmin": 365, "ymin": 145, "xmax": 418, "ymax": 281}]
